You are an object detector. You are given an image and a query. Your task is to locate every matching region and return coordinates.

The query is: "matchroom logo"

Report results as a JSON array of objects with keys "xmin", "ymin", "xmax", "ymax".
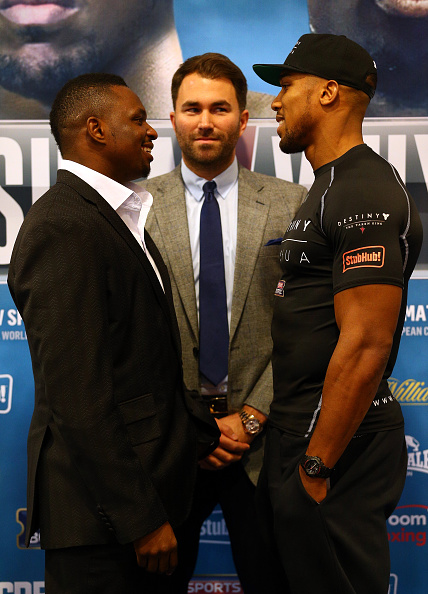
[
  {"xmin": 388, "ymin": 505, "xmax": 427, "ymax": 548},
  {"xmin": 0, "ymin": 374, "xmax": 12, "ymax": 414}
]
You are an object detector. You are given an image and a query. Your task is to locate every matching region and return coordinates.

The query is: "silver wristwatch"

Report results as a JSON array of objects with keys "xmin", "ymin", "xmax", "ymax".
[{"xmin": 239, "ymin": 410, "xmax": 263, "ymax": 435}]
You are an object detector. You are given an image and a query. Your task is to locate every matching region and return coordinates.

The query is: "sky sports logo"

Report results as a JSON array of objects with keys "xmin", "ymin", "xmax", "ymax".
[{"xmin": 0, "ymin": 374, "xmax": 12, "ymax": 414}]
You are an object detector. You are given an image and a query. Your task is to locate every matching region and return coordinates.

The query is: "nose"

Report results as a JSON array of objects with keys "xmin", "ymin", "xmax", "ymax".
[
  {"xmin": 146, "ymin": 122, "xmax": 158, "ymax": 140},
  {"xmin": 197, "ymin": 110, "xmax": 214, "ymax": 131},
  {"xmin": 271, "ymin": 90, "xmax": 284, "ymax": 113}
]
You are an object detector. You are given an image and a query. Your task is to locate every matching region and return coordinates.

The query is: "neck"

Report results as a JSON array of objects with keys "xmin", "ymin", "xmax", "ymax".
[
  {"xmin": 305, "ymin": 115, "xmax": 365, "ymax": 171},
  {"xmin": 182, "ymin": 153, "xmax": 236, "ymax": 181}
]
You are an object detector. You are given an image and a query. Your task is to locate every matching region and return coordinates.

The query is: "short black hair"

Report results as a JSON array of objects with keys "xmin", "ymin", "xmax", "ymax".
[
  {"xmin": 171, "ymin": 53, "xmax": 247, "ymax": 112},
  {"xmin": 50, "ymin": 73, "xmax": 128, "ymax": 153}
]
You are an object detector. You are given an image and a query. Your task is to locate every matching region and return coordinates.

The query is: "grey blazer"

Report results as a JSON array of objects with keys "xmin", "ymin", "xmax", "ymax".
[{"xmin": 146, "ymin": 164, "xmax": 306, "ymax": 483}]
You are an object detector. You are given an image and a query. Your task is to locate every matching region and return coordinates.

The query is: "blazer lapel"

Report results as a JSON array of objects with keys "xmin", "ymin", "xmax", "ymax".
[
  {"xmin": 230, "ymin": 167, "xmax": 270, "ymax": 343},
  {"xmin": 56, "ymin": 170, "xmax": 178, "ymax": 348},
  {"xmin": 145, "ymin": 230, "xmax": 182, "ymax": 355},
  {"xmin": 150, "ymin": 167, "xmax": 199, "ymax": 343}
]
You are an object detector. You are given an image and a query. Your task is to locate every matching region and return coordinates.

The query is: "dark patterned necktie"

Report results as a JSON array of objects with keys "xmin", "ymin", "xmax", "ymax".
[{"xmin": 199, "ymin": 181, "xmax": 229, "ymax": 385}]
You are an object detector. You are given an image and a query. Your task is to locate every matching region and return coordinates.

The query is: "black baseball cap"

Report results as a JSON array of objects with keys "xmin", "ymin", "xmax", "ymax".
[{"xmin": 253, "ymin": 33, "xmax": 377, "ymax": 100}]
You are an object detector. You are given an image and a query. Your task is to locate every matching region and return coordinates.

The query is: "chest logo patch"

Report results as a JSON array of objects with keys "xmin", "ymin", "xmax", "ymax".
[
  {"xmin": 275, "ymin": 280, "xmax": 286, "ymax": 297},
  {"xmin": 343, "ymin": 246, "xmax": 385, "ymax": 272}
]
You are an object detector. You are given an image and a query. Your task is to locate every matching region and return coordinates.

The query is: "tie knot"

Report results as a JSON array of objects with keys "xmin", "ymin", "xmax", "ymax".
[{"xmin": 203, "ymin": 181, "xmax": 217, "ymax": 201}]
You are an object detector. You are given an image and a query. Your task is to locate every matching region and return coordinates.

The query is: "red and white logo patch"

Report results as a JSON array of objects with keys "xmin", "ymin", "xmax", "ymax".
[
  {"xmin": 275, "ymin": 280, "xmax": 286, "ymax": 297},
  {"xmin": 343, "ymin": 246, "xmax": 385, "ymax": 272}
]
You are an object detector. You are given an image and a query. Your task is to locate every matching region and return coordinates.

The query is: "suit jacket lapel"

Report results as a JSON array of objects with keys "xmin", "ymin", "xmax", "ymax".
[
  {"xmin": 150, "ymin": 167, "xmax": 199, "ymax": 343},
  {"xmin": 56, "ymin": 170, "xmax": 179, "ymax": 350},
  {"xmin": 230, "ymin": 166, "xmax": 270, "ymax": 343},
  {"xmin": 145, "ymin": 230, "xmax": 182, "ymax": 356}
]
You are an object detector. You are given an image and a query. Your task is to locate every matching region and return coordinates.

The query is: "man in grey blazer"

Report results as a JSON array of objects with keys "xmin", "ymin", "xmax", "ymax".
[{"xmin": 145, "ymin": 53, "xmax": 306, "ymax": 593}]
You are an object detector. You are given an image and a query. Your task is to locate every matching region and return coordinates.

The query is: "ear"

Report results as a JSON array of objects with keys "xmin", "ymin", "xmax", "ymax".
[
  {"xmin": 86, "ymin": 116, "xmax": 107, "ymax": 145},
  {"xmin": 170, "ymin": 111, "xmax": 176, "ymax": 131},
  {"xmin": 320, "ymin": 80, "xmax": 339, "ymax": 106},
  {"xmin": 238, "ymin": 109, "xmax": 249, "ymax": 137}
]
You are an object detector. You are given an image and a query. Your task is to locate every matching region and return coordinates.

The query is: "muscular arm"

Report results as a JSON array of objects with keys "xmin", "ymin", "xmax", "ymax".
[{"xmin": 300, "ymin": 283, "xmax": 402, "ymax": 502}]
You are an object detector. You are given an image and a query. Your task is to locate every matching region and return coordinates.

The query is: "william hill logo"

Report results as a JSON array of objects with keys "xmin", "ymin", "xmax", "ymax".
[{"xmin": 388, "ymin": 377, "xmax": 428, "ymax": 405}]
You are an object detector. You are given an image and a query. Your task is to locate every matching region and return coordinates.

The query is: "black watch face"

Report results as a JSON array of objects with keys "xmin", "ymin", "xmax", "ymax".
[{"xmin": 304, "ymin": 459, "xmax": 321, "ymax": 476}]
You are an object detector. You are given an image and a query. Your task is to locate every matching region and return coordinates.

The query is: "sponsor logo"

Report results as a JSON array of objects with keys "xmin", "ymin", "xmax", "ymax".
[
  {"xmin": 0, "ymin": 308, "xmax": 27, "ymax": 340},
  {"xmin": 199, "ymin": 511, "xmax": 230, "ymax": 545},
  {"xmin": 0, "ymin": 584, "xmax": 45, "ymax": 594},
  {"xmin": 337, "ymin": 212, "xmax": 390, "ymax": 230},
  {"xmin": 0, "ymin": 374, "xmax": 13, "ymax": 414},
  {"xmin": 388, "ymin": 505, "xmax": 427, "ymax": 547},
  {"xmin": 188, "ymin": 581, "xmax": 242, "ymax": 593},
  {"xmin": 274, "ymin": 280, "xmax": 285, "ymax": 297},
  {"xmin": 16, "ymin": 509, "xmax": 41, "ymax": 550},
  {"xmin": 388, "ymin": 574, "xmax": 398, "ymax": 594},
  {"xmin": 343, "ymin": 246, "xmax": 385, "ymax": 272},
  {"xmin": 405, "ymin": 435, "xmax": 428, "ymax": 475},
  {"xmin": 388, "ymin": 378, "xmax": 428, "ymax": 405}
]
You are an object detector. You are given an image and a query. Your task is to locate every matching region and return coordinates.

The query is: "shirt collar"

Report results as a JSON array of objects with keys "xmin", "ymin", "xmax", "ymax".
[
  {"xmin": 181, "ymin": 157, "xmax": 239, "ymax": 202},
  {"xmin": 60, "ymin": 159, "xmax": 153, "ymax": 212}
]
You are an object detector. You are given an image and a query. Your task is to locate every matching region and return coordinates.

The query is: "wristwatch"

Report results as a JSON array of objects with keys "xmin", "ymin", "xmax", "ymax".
[
  {"xmin": 300, "ymin": 455, "xmax": 333, "ymax": 479},
  {"xmin": 239, "ymin": 410, "xmax": 263, "ymax": 435}
]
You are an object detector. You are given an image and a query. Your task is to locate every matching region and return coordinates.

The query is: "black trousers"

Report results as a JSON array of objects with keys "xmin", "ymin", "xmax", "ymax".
[
  {"xmin": 158, "ymin": 462, "xmax": 282, "ymax": 594},
  {"xmin": 257, "ymin": 426, "xmax": 408, "ymax": 594},
  {"xmin": 45, "ymin": 542, "xmax": 169, "ymax": 594}
]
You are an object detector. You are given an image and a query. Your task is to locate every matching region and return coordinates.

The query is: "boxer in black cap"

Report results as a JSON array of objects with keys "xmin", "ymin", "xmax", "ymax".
[{"xmin": 252, "ymin": 34, "xmax": 422, "ymax": 594}]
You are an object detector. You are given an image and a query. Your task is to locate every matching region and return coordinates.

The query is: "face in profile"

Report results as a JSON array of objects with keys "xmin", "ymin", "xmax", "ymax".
[
  {"xmin": 0, "ymin": 0, "xmax": 153, "ymax": 104},
  {"xmin": 103, "ymin": 86, "xmax": 158, "ymax": 183}
]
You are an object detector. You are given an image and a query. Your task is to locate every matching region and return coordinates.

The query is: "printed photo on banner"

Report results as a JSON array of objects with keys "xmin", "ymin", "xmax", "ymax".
[{"xmin": 0, "ymin": 2, "xmax": 427, "ymax": 593}]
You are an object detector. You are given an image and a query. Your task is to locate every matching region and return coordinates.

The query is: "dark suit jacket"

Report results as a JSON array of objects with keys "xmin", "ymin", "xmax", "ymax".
[
  {"xmin": 8, "ymin": 170, "xmax": 217, "ymax": 549},
  {"xmin": 146, "ymin": 165, "xmax": 306, "ymax": 483}
]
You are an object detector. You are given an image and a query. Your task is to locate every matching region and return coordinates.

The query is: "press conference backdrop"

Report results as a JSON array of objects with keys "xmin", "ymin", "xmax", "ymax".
[{"xmin": 1, "ymin": 2, "xmax": 427, "ymax": 593}]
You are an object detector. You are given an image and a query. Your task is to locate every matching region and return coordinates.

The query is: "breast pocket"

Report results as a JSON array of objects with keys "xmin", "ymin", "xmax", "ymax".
[{"xmin": 118, "ymin": 393, "xmax": 161, "ymax": 446}]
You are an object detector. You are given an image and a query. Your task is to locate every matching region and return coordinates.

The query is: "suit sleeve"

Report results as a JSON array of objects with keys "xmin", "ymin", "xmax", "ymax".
[{"xmin": 242, "ymin": 182, "xmax": 307, "ymax": 417}]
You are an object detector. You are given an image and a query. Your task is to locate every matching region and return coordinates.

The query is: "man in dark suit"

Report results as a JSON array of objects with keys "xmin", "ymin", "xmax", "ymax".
[
  {"xmin": 145, "ymin": 53, "xmax": 306, "ymax": 593},
  {"xmin": 7, "ymin": 72, "xmax": 218, "ymax": 593}
]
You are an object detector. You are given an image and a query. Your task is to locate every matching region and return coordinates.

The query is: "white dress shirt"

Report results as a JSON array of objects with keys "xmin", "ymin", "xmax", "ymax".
[
  {"xmin": 181, "ymin": 157, "xmax": 238, "ymax": 328},
  {"xmin": 60, "ymin": 160, "xmax": 164, "ymax": 291}
]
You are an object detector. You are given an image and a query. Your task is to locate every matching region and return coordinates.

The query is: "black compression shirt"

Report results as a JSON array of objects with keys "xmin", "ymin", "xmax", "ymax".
[{"xmin": 270, "ymin": 144, "xmax": 423, "ymax": 437}]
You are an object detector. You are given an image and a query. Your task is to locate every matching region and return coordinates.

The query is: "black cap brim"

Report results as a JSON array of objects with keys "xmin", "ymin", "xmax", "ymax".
[{"xmin": 253, "ymin": 63, "xmax": 306, "ymax": 87}]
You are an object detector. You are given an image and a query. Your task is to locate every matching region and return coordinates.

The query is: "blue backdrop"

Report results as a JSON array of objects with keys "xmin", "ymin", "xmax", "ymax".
[{"xmin": 0, "ymin": 1, "xmax": 427, "ymax": 593}]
